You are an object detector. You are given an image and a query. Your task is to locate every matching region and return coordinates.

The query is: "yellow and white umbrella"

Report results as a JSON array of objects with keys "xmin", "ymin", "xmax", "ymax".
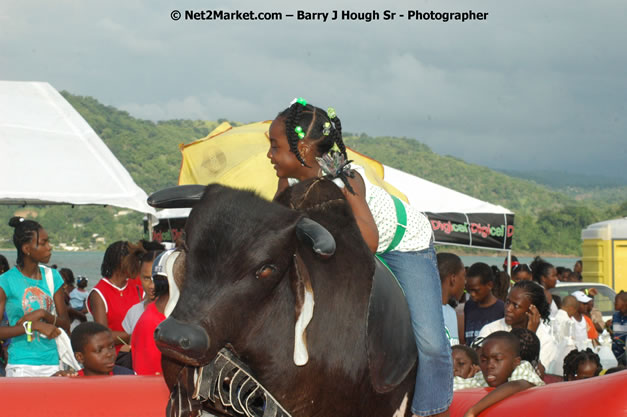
[{"xmin": 178, "ymin": 121, "xmax": 408, "ymax": 202}]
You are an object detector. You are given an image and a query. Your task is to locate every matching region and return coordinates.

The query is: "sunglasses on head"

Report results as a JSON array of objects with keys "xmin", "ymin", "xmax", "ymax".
[
  {"xmin": 470, "ymin": 336, "xmax": 485, "ymax": 349},
  {"xmin": 512, "ymin": 263, "xmax": 532, "ymax": 272}
]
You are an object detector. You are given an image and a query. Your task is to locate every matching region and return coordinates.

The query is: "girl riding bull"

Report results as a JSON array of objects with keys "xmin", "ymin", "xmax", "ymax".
[{"xmin": 267, "ymin": 98, "xmax": 452, "ymax": 417}]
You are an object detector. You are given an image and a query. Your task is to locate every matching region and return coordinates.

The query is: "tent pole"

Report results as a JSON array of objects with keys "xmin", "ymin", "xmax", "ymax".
[
  {"xmin": 507, "ymin": 250, "xmax": 512, "ymax": 276},
  {"xmin": 148, "ymin": 215, "xmax": 154, "ymax": 242}
]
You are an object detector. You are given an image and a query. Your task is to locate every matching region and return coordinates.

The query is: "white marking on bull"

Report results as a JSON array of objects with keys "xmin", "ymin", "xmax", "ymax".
[
  {"xmin": 163, "ymin": 250, "xmax": 181, "ymax": 317},
  {"xmin": 392, "ymin": 393, "xmax": 408, "ymax": 417},
  {"xmin": 293, "ymin": 285, "xmax": 314, "ymax": 366}
]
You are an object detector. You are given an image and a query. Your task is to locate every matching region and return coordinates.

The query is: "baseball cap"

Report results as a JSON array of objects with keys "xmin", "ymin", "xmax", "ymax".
[{"xmin": 572, "ymin": 290, "xmax": 592, "ymax": 303}]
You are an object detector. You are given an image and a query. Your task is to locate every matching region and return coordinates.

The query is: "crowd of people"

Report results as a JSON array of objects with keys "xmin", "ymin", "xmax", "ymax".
[
  {"xmin": 0, "ymin": 217, "xmax": 170, "ymax": 378},
  {"xmin": 438, "ymin": 253, "xmax": 626, "ymax": 416},
  {"xmin": 0, "ymin": 98, "xmax": 624, "ymax": 417}
]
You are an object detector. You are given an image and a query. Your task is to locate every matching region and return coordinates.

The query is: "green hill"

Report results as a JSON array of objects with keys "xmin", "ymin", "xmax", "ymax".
[
  {"xmin": 1, "ymin": 93, "xmax": 625, "ymax": 256},
  {"xmin": 499, "ymin": 169, "xmax": 627, "ymax": 207},
  {"xmin": 343, "ymin": 136, "xmax": 568, "ymax": 216}
]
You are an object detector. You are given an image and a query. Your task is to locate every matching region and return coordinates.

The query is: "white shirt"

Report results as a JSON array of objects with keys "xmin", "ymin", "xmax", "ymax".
[
  {"xmin": 549, "ymin": 309, "xmax": 579, "ymax": 375},
  {"xmin": 551, "ymin": 309, "xmax": 575, "ymax": 341},
  {"xmin": 572, "ymin": 316, "xmax": 590, "ymax": 350},
  {"xmin": 478, "ymin": 318, "xmax": 558, "ymax": 372},
  {"xmin": 122, "ymin": 301, "xmax": 146, "ymax": 334},
  {"xmin": 289, "ymin": 164, "xmax": 433, "ymax": 253},
  {"xmin": 442, "ymin": 304, "xmax": 459, "ymax": 346},
  {"xmin": 549, "ymin": 299, "xmax": 559, "ymax": 320}
]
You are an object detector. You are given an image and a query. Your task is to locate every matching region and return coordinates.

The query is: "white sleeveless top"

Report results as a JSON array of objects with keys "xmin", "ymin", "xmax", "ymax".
[{"xmin": 288, "ymin": 164, "xmax": 433, "ymax": 253}]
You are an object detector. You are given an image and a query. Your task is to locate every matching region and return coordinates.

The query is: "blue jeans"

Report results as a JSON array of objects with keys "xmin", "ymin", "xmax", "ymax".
[{"xmin": 380, "ymin": 244, "xmax": 453, "ymax": 416}]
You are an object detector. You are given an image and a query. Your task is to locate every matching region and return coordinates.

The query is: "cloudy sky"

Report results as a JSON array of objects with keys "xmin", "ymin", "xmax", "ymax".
[{"xmin": 2, "ymin": 0, "xmax": 626, "ymax": 180}]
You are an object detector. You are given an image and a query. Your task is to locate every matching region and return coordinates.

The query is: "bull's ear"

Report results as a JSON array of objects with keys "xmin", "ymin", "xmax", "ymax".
[
  {"xmin": 295, "ymin": 218, "xmax": 335, "ymax": 259},
  {"xmin": 290, "ymin": 252, "xmax": 315, "ymax": 366}
]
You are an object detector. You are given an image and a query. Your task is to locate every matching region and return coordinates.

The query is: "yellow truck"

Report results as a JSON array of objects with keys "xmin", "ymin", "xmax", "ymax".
[{"xmin": 581, "ymin": 218, "xmax": 627, "ymax": 292}]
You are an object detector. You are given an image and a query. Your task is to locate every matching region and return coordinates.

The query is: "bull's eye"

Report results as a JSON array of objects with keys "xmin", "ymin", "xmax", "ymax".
[{"xmin": 256, "ymin": 264, "xmax": 277, "ymax": 279}]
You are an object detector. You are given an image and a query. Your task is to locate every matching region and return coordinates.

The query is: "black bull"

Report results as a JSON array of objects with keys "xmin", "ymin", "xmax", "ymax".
[{"xmin": 155, "ymin": 179, "xmax": 417, "ymax": 417}]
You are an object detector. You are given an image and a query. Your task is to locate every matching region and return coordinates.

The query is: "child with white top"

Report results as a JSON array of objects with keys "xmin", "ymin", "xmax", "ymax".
[{"xmin": 267, "ymin": 98, "xmax": 452, "ymax": 417}]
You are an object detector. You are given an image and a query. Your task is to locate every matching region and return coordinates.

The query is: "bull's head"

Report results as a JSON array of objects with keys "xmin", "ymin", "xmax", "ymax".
[{"xmin": 154, "ymin": 184, "xmax": 336, "ymax": 368}]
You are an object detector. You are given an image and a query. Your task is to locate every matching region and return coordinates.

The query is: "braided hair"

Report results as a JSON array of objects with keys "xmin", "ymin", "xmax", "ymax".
[
  {"xmin": 8, "ymin": 216, "xmax": 43, "ymax": 267},
  {"xmin": 277, "ymin": 101, "xmax": 348, "ymax": 168},
  {"xmin": 563, "ymin": 348, "xmax": 602, "ymax": 381},
  {"xmin": 530, "ymin": 256, "xmax": 554, "ymax": 285},
  {"xmin": 512, "ymin": 263, "xmax": 532, "ymax": 279},
  {"xmin": 60, "ymin": 268, "xmax": 75, "ymax": 286},
  {"xmin": 510, "ymin": 328, "xmax": 540, "ymax": 365},
  {"xmin": 100, "ymin": 241, "xmax": 145, "ymax": 279},
  {"xmin": 0, "ymin": 254, "xmax": 10, "ymax": 274},
  {"xmin": 512, "ymin": 280, "xmax": 551, "ymax": 323}
]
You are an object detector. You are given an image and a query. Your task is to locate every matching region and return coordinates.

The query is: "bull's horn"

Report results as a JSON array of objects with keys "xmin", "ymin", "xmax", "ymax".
[{"xmin": 295, "ymin": 218, "xmax": 335, "ymax": 258}]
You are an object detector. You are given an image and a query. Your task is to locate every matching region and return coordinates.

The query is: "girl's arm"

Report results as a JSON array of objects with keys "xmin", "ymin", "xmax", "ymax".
[
  {"xmin": 52, "ymin": 287, "xmax": 71, "ymax": 334},
  {"xmin": 0, "ymin": 288, "xmax": 29, "ymax": 340},
  {"xmin": 1, "ymin": 289, "xmax": 63, "ymax": 340},
  {"xmin": 463, "ymin": 380, "xmax": 534, "ymax": 417},
  {"xmin": 67, "ymin": 307, "xmax": 87, "ymax": 322},
  {"xmin": 88, "ymin": 291, "xmax": 130, "ymax": 345},
  {"xmin": 343, "ymin": 173, "xmax": 379, "ymax": 253},
  {"xmin": 89, "ymin": 290, "xmax": 108, "ymax": 327}
]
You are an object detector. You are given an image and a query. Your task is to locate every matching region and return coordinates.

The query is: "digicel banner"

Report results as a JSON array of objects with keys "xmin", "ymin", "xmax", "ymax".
[{"xmin": 426, "ymin": 212, "xmax": 514, "ymax": 250}]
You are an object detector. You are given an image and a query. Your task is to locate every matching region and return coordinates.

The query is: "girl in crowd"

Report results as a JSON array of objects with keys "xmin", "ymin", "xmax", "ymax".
[
  {"xmin": 452, "ymin": 345, "xmax": 479, "ymax": 378},
  {"xmin": 510, "ymin": 327, "xmax": 544, "ymax": 379},
  {"xmin": 267, "ymin": 99, "xmax": 452, "ymax": 417},
  {"xmin": 464, "ymin": 262, "xmax": 503, "ymax": 347},
  {"xmin": 511, "ymin": 263, "xmax": 532, "ymax": 284},
  {"xmin": 122, "ymin": 250, "xmax": 162, "ymax": 335},
  {"xmin": 562, "ymin": 348, "xmax": 602, "ymax": 381},
  {"xmin": 0, "ymin": 254, "xmax": 9, "ymax": 274},
  {"xmin": 87, "ymin": 241, "xmax": 145, "ymax": 358},
  {"xmin": 0, "ymin": 217, "xmax": 70, "ymax": 377},
  {"xmin": 458, "ymin": 332, "xmax": 544, "ymax": 417},
  {"xmin": 478, "ymin": 280, "xmax": 558, "ymax": 373},
  {"xmin": 59, "ymin": 267, "xmax": 75, "ymax": 302},
  {"xmin": 530, "ymin": 256, "xmax": 559, "ymax": 319},
  {"xmin": 131, "ymin": 250, "xmax": 171, "ymax": 375},
  {"xmin": 61, "ymin": 267, "xmax": 87, "ymax": 330},
  {"xmin": 68, "ymin": 276, "xmax": 89, "ymax": 331}
]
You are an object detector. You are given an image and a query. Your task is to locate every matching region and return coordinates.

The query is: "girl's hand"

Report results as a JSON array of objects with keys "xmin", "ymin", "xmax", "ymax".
[
  {"xmin": 464, "ymin": 407, "xmax": 477, "ymax": 417},
  {"xmin": 17, "ymin": 309, "xmax": 45, "ymax": 325},
  {"xmin": 32, "ymin": 321, "xmax": 61, "ymax": 339},
  {"xmin": 526, "ymin": 305, "xmax": 541, "ymax": 332},
  {"xmin": 52, "ymin": 369, "xmax": 78, "ymax": 377},
  {"xmin": 468, "ymin": 364, "xmax": 481, "ymax": 378}
]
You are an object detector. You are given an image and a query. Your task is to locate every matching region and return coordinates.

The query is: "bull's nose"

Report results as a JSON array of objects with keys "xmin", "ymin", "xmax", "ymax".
[{"xmin": 155, "ymin": 317, "xmax": 210, "ymax": 359}]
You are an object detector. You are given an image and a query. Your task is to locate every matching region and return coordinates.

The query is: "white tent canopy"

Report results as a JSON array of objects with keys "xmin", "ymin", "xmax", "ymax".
[
  {"xmin": 151, "ymin": 164, "xmax": 514, "ymax": 251},
  {"xmin": 382, "ymin": 165, "xmax": 512, "ymax": 214},
  {"xmin": 0, "ymin": 81, "xmax": 155, "ymax": 216},
  {"xmin": 152, "ymin": 168, "xmax": 513, "ymax": 221}
]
